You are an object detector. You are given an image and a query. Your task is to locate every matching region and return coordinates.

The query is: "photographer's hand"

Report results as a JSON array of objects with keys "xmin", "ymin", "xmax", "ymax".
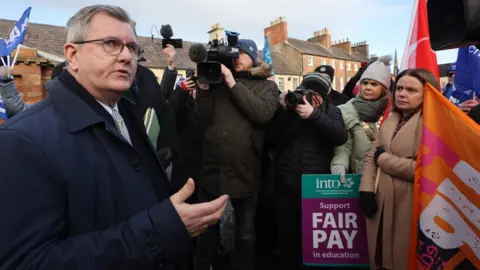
[
  {"xmin": 184, "ymin": 77, "xmax": 197, "ymax": 91},
  {"xmin": 163, "ymin": 44, "xmax": 176, "ymax": 71},
  {"xmin": 296, "ymin": 96, "xmax": 314, "ymax": 119},
  {"xmin": 221, "ymin": 64, "xmax": 236, "ymax": 88}
]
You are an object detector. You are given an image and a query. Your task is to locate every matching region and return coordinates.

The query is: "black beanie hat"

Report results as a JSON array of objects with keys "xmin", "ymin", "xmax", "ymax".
[
  {"xmin": 314, "ymin": 65, "xmax": 335, "ymax": 82},
  {"xmin": 302, "ymin": 72, "xmax": 331, "ymax": 97}
]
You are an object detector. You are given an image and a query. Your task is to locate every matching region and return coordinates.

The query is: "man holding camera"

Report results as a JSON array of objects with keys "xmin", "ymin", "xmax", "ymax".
[{"xmin": 194, "ymin": 39, "xmax": 280, "ymax": 270}]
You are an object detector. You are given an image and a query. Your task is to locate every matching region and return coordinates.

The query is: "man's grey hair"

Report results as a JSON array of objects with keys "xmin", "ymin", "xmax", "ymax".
[{"xmin": 66, "ymin": 5, "xmax": 136, "ymax": 42}]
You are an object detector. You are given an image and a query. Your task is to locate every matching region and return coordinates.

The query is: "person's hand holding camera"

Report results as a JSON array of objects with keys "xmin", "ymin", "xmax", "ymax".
[
  {"xmin": 162, "ymin": 44, "xmax": 176, "ymax": 71},
  {"xmin": 296, "ymin": 96, "xmax": 314, "ymax": 119},
  {"xmin": 221, "ymin": 64, "xmax": 236, "ymax": 89},
  {"xmin": 183, "ymin": 76, "xmax": 197, "ymax": 91}
]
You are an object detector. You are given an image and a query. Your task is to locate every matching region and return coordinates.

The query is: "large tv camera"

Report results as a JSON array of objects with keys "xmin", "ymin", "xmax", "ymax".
[
  {"xmin": 188, "ymin": 30, "xmax": 240, "ymax": 84},
  {"xmin": 428, "ymin": 0, "xmax": 480, "ymax": 50}
]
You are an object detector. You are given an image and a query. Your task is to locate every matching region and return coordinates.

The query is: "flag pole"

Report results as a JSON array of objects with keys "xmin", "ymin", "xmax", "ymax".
[
  {"xmin": 7, "ymin": 55, "xmax": 10, "ymax": 67},
  {"xmin": 11, "ymin": 44, "xmax": 21, "ymax": 68}
]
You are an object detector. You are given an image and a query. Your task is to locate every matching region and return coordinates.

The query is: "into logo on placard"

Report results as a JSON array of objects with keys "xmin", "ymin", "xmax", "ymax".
[{"xmin": 316, "ymin": 178, "xmax": 354, "ymax": 189}]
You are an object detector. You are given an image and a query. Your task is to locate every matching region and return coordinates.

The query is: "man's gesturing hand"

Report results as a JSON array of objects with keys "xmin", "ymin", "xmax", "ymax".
[
  {"xmin": 163, "ymin": 44, "xmax": 176, "ymax": 70},
  {"xmin": 170, "ymin": 179, "xmax": 229, "ymax": 237}
]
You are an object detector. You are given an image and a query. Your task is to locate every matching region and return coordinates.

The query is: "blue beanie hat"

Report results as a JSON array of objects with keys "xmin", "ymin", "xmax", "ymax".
[{"xmin": 237, "ymin": 39, "xmax": 258, "ymax": 66}]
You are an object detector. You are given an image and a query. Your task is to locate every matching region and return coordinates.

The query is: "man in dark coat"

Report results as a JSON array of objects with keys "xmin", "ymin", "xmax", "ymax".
[
  {"xmin": 0, "ymin": 5, "xmax": 227, "ymax": 269},
  {"xmin": 194, "ymin": 39, "xmax": 280, "ymax": 270},
  {"xmin": 314, "ymin": 65, "xmax": 349, "ymax": 106}
]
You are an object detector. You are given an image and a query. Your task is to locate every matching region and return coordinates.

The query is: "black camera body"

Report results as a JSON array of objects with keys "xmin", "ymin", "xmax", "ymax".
[
  {"xmin": 197, "ymin": 30, "xmax": 240, "ymax": 84},
  {"xmin": 285, "ymin": 85, "xmax": 313, "ymax": 110}
]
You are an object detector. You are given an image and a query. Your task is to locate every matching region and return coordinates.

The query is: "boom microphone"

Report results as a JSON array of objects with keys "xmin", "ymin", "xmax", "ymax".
[{"xmin": 189, "ymin": 43, "xmax": 208, "ymax": 63}]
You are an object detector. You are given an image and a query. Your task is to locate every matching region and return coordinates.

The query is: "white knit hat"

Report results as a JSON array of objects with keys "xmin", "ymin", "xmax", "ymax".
[{"xmin": 360, "ymin": 55, "xmax": 392, "ymax": 89}]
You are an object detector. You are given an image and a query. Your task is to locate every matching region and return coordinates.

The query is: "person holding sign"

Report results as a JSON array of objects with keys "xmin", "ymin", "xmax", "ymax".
[
  {"xmin": 359, "ymin": 68, "xmax": 439, "ymax": 270},
  {"xmin": 330, "ymin": 55, "xmax": 392, "ymax": 181}
]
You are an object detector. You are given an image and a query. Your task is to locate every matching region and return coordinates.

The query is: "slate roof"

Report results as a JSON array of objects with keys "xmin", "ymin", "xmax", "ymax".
[
  {"xmin": 258, "ymin": 50, "xmax": 300, "ymax": 75},
  {"xmin": 287, "ymin": 37, "xmax": 371, "ymax": 62}
]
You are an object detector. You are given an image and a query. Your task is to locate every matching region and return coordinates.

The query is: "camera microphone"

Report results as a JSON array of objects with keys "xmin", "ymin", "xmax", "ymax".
[{"xmin": 189, "ymin": 43, "xmax": 208, "ymax": 63}]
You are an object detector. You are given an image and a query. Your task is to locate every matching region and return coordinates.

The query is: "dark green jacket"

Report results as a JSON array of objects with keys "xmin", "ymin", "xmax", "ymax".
[{"xmin": 195, "ymin": 61, "xmax": 279, "ymax": 198}]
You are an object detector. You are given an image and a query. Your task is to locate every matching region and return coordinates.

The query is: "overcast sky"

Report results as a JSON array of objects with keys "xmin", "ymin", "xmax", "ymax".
[{"xmin": 2, "ymin": 0, "xmax": 457, "ymax": 65}]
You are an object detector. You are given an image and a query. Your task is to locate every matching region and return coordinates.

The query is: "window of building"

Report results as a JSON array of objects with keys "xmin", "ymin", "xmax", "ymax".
[
  {"xmin": 322, "ymin": 58, "xmax": 327, "ymax": 65},
  {"xmin": 331, "ymin": 59, "xmax": 336, "ymax": 67},
  {"xmin": 340, "ymin": 77, "xmax": 344, "ymax": 90},
  {"xmin": 278, "ymin": 78, "xmax": 285, "ymax": 91},
  {"xmin": 332, "ymin": 78, "xmax": 337, "ymax": 90},
  {"xmin": 339, "ymin": 61, "xmax": 344, "ymax": 70},
  {"xmin": 308, "ymin": 56, "xmax": 314, "ymax": 66},
  {"xmin": 354, "ymin": 64, "xmax": 359, "ymax": 71},
  {"xmin": 292, "ymin": 78, "xmax": 298, "ymax": 89},
  {"xmin": 347, "ymin": 63, "xmax": 352, "ymax": 70}
]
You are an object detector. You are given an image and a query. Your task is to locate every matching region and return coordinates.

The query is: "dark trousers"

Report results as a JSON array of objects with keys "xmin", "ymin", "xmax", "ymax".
[
  {"xmin": 274, "ymin": 188, "xmax": 303, "ymax": 270},
  {"xmin": 194, "ymin": 188, "xmax": 257, "ymax": 270}
]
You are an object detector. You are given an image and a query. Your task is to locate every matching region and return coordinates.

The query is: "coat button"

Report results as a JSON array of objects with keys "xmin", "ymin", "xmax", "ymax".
[
  {"xmin": 145, "ymin": 237, "xmax": 159, "ymax": 251},
  {"xmin": 156, "ymin": 262, "xmax": 164, "ymax": 268}
]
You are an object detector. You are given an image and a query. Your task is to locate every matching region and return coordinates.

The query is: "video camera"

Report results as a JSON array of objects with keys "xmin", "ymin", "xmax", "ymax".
[
  {"xmin": 189, "ymin": 30, "xmax": 240, "ymax": 84},
  {"xmin": 159, "ymin": 24, "xmax": 183, "ymax": 49},
  {"xmin": 428, "ymin": 0, "xmax": 480, "ymax": 50}
]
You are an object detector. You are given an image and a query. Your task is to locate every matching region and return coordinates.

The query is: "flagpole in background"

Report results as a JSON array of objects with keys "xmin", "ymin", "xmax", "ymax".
[{"xmin": 11, "ymin": 44, "xmax": 21, "ymax": 68}]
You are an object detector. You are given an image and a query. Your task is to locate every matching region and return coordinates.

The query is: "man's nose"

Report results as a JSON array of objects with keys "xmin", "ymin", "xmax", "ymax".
[{"xmin": 118, "ymin": 46, "xmax": 134, "ymax": 62}]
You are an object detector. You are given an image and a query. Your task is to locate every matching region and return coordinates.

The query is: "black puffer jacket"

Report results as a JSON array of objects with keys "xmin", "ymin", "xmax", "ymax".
[{"xmin": 266, "ymin": 101, "xmax": 348, "ymax": 195}]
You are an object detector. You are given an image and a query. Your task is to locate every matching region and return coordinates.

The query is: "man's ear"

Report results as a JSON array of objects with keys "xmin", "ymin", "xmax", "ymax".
[{"xmin": 64, "ymin": 43, "xmax": 79, "ymax": 72}]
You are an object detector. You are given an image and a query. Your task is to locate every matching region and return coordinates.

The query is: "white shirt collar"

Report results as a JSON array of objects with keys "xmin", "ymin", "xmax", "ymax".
[{"xmin": 96, "ymin": 100, "xmax": 118, "ymax": 116}]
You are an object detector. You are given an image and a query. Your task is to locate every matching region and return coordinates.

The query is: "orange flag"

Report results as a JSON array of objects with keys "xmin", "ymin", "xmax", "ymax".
[{"xmin": 409, "ymin": 84, "xmax": 480, "ymax": 269}]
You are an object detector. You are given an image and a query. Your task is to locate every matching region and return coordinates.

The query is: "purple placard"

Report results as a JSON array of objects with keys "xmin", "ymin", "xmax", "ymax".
[{"xmin": 302, "ymin": 174, "xmax": 369, "ymax": 267}]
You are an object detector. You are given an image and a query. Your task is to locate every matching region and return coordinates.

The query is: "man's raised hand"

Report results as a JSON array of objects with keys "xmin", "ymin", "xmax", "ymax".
[{"xmin": 170, "ymin": 179, "xmax": 229, "ymax": 237}]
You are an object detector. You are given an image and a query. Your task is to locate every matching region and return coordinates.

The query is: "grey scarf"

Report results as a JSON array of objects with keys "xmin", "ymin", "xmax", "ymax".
[{"xmin": 353, "ymin": 95, "xmax": 389, "ymax": 122}]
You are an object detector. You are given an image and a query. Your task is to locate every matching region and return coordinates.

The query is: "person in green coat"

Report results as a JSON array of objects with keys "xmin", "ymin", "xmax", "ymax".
[{"xmin": 330, "ymin": 55, "xmax": 392, "ymax": 181}]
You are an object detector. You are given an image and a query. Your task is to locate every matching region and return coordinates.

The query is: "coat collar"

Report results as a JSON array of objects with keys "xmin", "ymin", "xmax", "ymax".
[
  {"xmin": 47, "ymin": 71, "xmax": 136, "ymax": 133},
  {"xmin": 380, "ymin": 110, "xmax": 423, "ymax": 158}
]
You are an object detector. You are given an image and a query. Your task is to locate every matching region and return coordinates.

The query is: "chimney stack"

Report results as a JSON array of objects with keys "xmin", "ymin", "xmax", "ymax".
[
  {"xmin": 208, "ymin": 23, "xmax": 224, "ymax": 42},
  {"xmin": 264, "ymin": 16, "xmax": 288, "ymax": 46},
  {"xmin": 352, "ymin": 41, "xmax": 370, "ymax": 58},
  {"xmin": 332, "ymin": 38, "xmax": 352, "ymax": 54},
  {"xmin": 307, "ymin": 27, "xmax": 331, "ymax": 49}
]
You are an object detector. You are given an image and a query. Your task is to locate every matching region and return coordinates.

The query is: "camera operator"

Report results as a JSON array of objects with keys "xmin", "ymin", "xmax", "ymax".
[
  {"xmin": 194, "ymin": 39, "xmax": 280, "ymax": 270},
  {"xmin": 265, "ymin": 72, "xmax": 347, "ymax": 270}
]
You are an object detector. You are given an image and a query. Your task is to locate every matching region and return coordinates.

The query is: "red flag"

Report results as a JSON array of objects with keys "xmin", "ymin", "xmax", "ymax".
[{"xmin": 400, "ymin": 0, "xmax": 439, "ymax": 79}]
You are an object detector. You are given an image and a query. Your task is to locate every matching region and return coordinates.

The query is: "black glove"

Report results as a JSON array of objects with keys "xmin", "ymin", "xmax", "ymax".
[
  {"xmin": 353, "ymin": 66, "xmax": 367, "ymax": 80},
  {"xmin": 374, "ymin": 146, "xmax": 385, "ymax": 166},
  {"xmin": 359, "ymin": 191, "xmax": 377, "ymax": 218}
]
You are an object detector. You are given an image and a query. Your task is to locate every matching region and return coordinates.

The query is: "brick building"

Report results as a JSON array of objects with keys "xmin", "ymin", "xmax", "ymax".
[{"xmin": 264, "ymin": 17, "xmax": 371, "ymax": 92}]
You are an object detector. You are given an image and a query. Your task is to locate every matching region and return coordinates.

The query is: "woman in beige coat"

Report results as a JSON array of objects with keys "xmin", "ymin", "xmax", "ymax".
[{"xmin": 359, "ymin": 68, "xmax": 440, "ymax": 270}]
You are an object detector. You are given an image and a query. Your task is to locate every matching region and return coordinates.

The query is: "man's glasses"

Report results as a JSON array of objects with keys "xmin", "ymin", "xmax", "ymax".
[{"xmin": 72, "ymin": 37, "xmax": 141, "ymax": 58}]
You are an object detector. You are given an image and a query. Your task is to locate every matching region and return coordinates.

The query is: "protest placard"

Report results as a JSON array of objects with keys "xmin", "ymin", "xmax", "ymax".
[{"xmin": 302, "ymin": 174, "xmax": 368, "ymax": 267}]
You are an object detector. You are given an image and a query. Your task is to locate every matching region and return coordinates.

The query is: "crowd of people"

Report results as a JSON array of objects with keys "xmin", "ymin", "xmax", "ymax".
[{"xmin": 0, "ymin": 4, "xmax": 479, "ymax": 270}]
